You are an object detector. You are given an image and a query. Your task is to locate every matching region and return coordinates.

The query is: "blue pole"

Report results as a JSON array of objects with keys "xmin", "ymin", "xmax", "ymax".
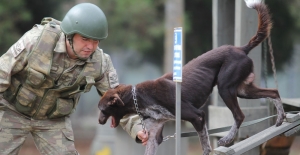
[{"xmin": 173, "ymin": 27, "xmax": 182, "ymax": 155}]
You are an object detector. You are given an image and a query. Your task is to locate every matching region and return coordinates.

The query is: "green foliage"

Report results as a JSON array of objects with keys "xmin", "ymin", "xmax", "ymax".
[
  {"xmin": 289, "ymin": 0, "xmax": 300, "ymax": 38},
  {"xmin": 264, "ymin": 0, "xmax": 296, "ymax": 74},
  {"xmin": 0, "ymin": 0, "xmax": 67, "ymax": 55},
  {"xmin": 97, "ymin": 0, "xmax": 165, "ymax": 64},
  {"xmin": 0, "ymin": 0, "xmax": 31, "ymax": 55},
  {"xmin": 0, "ymin": 0, "xmax": 298, "ymax": 73},
  {"xmin": 184, "ymin": 0, "xmax": 212, "ymax": 62},
  {"xmin": 97, "ymin": 0, "xmax": 212, "ymax": 66},
  {"xmin": 16, "ymin": 0, "xmax": 67, "ymax": 34}
]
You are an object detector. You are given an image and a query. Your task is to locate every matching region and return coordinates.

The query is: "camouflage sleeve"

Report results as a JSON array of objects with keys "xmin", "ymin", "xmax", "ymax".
[
  {"xmin": 0, "ymin": 25, "xmax": 42, "ymax": 92},
  {"xmin": 95, "ymin": 51, "xmax": 119, "ymax": 95},
  {"xmin": 94, "ymin": 51, "xmax": 143, "ymax": 142},
  {"xmin": 119, "ymin": 114, "xmax": 144, "ymax": 143}
]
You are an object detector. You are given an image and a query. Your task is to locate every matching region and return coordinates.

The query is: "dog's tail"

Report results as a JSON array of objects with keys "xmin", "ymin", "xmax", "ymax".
[{"xmin": 240, "ymin": 1, "xmax": 272, "ymax": 55}]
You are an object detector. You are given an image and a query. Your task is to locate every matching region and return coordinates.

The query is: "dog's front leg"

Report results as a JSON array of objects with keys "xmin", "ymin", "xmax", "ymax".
[
  {"xmin": 185, "ymin": 109, "xmax": 212, "ymax": 155},
  {"xmin": 144, "ymin": 137, "xmax": 159, "ymax": 155},
  {"xmin": 271, "ymin": 98, "xmax": 286, "ymax": 126},
  {"xmin": 143, "ymin": 119, "xmax": 164, "ymax": 155}
]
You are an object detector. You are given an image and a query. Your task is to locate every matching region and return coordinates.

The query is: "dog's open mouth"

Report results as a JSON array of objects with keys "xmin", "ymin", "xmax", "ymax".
[
  {"xmin": 109, "ymin": 115, "xmax": 121, "ymax": 128},
  {"xmin": 99, "ymin": 111, "xmax": 120, "ymax": 128},
  {"xmin": 111, "ymin": 116, "xmax": 117, "ymax": 128}
]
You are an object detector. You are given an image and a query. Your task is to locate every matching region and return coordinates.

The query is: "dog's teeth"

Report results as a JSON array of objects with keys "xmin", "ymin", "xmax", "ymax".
[{"xmin": 244, "ymin": 0, "xmax": 263, "ymax": 8}]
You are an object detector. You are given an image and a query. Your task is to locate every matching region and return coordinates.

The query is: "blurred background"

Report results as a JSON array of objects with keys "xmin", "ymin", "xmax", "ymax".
[{"xmin": 1, "ymin": 0, "xmax": 300, "ymax": 154}]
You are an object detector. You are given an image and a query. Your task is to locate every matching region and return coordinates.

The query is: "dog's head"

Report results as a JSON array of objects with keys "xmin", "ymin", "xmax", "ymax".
[{"xmin": 98, "ymin": 84, "xmax": 129, "ymax": 128}]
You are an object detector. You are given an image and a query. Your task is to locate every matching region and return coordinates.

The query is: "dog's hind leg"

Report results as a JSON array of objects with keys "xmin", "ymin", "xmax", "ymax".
[
  {"xmin": 199, "ymin": 124, "xmax": 211, "ymax": 155},
  {"xmin": 217, "ymin": 88, "xmax": 244, "ymax": 146},
  {"xmin": 190, "ymin": 122, "xmax": 212, "ymax": 155},
  {"xmin": 237, "ymin": 82, "xmax": 285, "ymax": 126}
]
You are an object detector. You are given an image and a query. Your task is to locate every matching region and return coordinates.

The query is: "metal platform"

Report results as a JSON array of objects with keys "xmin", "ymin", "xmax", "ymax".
[
  {"xmin": 282, "ymin": 98, "xmax": 300, "ymax": 108},
  {"xmin": 214, "ymin": 112, "xmax": 300, "ymax": 155}
]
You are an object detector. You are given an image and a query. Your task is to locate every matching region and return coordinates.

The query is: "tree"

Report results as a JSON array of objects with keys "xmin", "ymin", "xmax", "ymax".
[
  {"xmin": 264, "ymin": 0, "xmax": 296, "ymax": 74},
  {"xmin": 0, "ymin": 0, "xmax": 31, "ymax": 54},
  {"xmin": 0, "ymin": 0, "xmax": 67, "ymax": 55},
  {"xmin": 97, "ymin": 0, "xmax": 165, "ymax": 66}
]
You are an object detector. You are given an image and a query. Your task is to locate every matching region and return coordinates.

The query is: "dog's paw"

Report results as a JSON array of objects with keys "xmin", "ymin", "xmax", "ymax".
[
  {"xmin": 275, "ymin": 112, "xmax": 286, "ymax": 126},
  {"xmin": 202, "ymin": 144, "xmax": 212, "ymax": 155},
  {"xmin": 203, "ymin": 149, "xmax": 212, "ymax": 155},
  {"xmin": 217, "ymin": 137, "xmax": 234, "ymax": 146},
  {"xmin": 244, "ymin": 0, "xmax": 263, "ymax": 8}
]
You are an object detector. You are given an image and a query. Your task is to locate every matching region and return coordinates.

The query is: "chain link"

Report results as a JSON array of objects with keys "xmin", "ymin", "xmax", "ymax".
[
  {"xmin": 132, "ymin": 86, "xmax": 146, "ymax": 132},
  {"xmin": 132, "ymin": 86, "xmax": 177, "ymax": 142},
  {"xmin": 163, "ymin": 133, "xmax": 176, "ymax": 142}
]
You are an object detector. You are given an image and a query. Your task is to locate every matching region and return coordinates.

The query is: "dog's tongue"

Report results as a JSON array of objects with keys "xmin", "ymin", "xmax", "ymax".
[{"xmin": 111, "ymin": 116, "xmax": 116, "ymax": 128}]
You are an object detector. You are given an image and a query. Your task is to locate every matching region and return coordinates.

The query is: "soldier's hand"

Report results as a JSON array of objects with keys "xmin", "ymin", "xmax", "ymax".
[{"xmin": 137, "ymin": 130, "xmax": 149, "ymax": 146}]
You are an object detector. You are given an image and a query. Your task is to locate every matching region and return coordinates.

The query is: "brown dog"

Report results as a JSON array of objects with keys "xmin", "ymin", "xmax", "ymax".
[{"xmin": 98, "ymin": 2, "xmax": 285, "ymax": 155}]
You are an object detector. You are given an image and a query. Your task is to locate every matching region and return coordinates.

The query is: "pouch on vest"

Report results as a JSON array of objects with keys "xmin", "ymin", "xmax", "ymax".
[
  {"xmin": 3, "ymin": 78, "xmax": 21, "ymax": 103},
  {"xmin": 15, "ymin": 87, "xmax": 37, "ymax": 113},
  {"xmin": 47, "ymin": 98, "xmax": 74, "ymax": 119},
  {"xmin": 59, "ymin": 86, "xmax": 83, "ymax": 97},
  {"xmin": 26, "ymin": 68, "xmax": 46, "ymax": 88},
  {"xmin": 59, "ymin": 76, "xmax": 95, "ymax": 97},
  {"xmin": 83, "ymin": 76, "xmax": 95, "ymax": 93}
]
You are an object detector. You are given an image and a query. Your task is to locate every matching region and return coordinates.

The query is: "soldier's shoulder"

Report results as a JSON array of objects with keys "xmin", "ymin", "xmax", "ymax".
[
  {"xmin": 23, "ymin": 24, "xmax": 44, "ymax": 44},
  {"xmin": 94, "ymin": 48, "xmax": 109, "ymax": 59},
  {"xmin": 92, "ymin": 48, "xmax": 113, "ymax": 63}
]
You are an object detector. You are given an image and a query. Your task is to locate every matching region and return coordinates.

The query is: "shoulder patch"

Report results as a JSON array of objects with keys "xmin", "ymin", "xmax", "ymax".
[
  {"xmin": 108, "ymin": 70, "xmax": 119, "ymax": 88},
  {"xmin": 11, "ymin": 40, "xmax": 25, "ymax": 58}
]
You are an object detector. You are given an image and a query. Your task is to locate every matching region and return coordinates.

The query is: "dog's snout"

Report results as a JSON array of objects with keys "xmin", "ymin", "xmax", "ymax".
[{"xmin": 98, "ymin": 112, "xmax": 108, "ymax": 124}]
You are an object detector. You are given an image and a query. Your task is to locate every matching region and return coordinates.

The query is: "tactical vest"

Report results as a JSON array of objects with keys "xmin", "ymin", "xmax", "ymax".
[{"xmin": 3, "ymin": 18, "xmax": 103, "ymax": 119}]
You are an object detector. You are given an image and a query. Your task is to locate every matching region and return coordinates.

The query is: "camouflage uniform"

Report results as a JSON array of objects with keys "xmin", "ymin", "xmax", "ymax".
[
  {"xmin": 0, "ymin": 19, "xmax": 140, "ymax": 154},
  {"xmin": 120, "ymin": 114, "xmax": 144, "ymax": 142}
]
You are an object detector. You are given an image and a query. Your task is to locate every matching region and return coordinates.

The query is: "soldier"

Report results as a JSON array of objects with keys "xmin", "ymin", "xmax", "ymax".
[{"xmin": 0, "ymin": 3, "xmax": 148, "ymax": 155}]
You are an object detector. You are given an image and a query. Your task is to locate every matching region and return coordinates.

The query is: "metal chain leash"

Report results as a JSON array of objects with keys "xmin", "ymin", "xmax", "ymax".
[
  {"xmin": 163, "ymin": 133, "xmax": 176, "ymax": 142},
  {"xmin": 132, "ymin": 86, "xmax": 177, "ymax": 142},
  {"xmin": 132, "ymin": 86, "xmax": 146, "ymax": 132}
]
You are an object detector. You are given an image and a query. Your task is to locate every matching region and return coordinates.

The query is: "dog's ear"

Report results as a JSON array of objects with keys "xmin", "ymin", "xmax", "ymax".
[{"xmin": 109, "ymin": 94, "xmax": 125, "ymax": 106}]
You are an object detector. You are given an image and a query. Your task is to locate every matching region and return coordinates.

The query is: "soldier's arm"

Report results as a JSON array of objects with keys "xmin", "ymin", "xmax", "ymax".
[
  {"xmin": 119, "ymin": 114, "xmax": 145, "ymax": 143},
  {"xmin": 0, "ymin": 26, "xmax": 40, "ymax": 92},
  {"xmin": 94, "ymin": 52, "xmax": 119, "ymax": 95},
  {"xmin": 94, "ymin": 52, "xmax": 145, "ymax": 143}
]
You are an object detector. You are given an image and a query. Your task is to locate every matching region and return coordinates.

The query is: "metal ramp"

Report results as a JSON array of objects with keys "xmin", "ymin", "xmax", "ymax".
[
  {"xmin": 214, "ymin": 113, "xmax": 300, "ymax": 155},
  {"xmin": 214, "ymin": 98, "xmax": 300, "ymax": 155},
  {"xmin": 282, "ymin": 98, "xmax": 300, "ymax": 108}
]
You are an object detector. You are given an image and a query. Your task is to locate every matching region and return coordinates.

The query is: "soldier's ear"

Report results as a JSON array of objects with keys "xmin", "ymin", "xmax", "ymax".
[{"xmin": 111, "ymin": 94, "xmax": 124, "ymax": 106}]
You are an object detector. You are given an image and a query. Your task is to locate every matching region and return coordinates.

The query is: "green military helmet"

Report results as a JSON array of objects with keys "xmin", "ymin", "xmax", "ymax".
[{"xmin": 61, "ymin": 3, "xmax": 108, "ymax": 40}]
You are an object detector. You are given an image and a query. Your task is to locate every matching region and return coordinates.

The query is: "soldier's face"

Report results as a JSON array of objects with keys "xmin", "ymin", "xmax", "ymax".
[{"xmin": 67, "ymin": 34, "xmax": 100, "ymax": 59}]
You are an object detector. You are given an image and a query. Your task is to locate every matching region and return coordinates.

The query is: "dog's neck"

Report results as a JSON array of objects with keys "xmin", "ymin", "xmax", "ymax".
[
  {"xmin": 128, "ymin": 83, "xmax": 154, "ymax": 115},
  {"xmin": 130, "ymin": 82, "xmax": 175, "ymax": 121}
]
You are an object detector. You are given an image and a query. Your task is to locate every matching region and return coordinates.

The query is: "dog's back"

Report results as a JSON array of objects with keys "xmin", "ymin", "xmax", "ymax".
[{"xmin": 178, "ymin": 3, "xmax": 272, "ymax": 109}]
